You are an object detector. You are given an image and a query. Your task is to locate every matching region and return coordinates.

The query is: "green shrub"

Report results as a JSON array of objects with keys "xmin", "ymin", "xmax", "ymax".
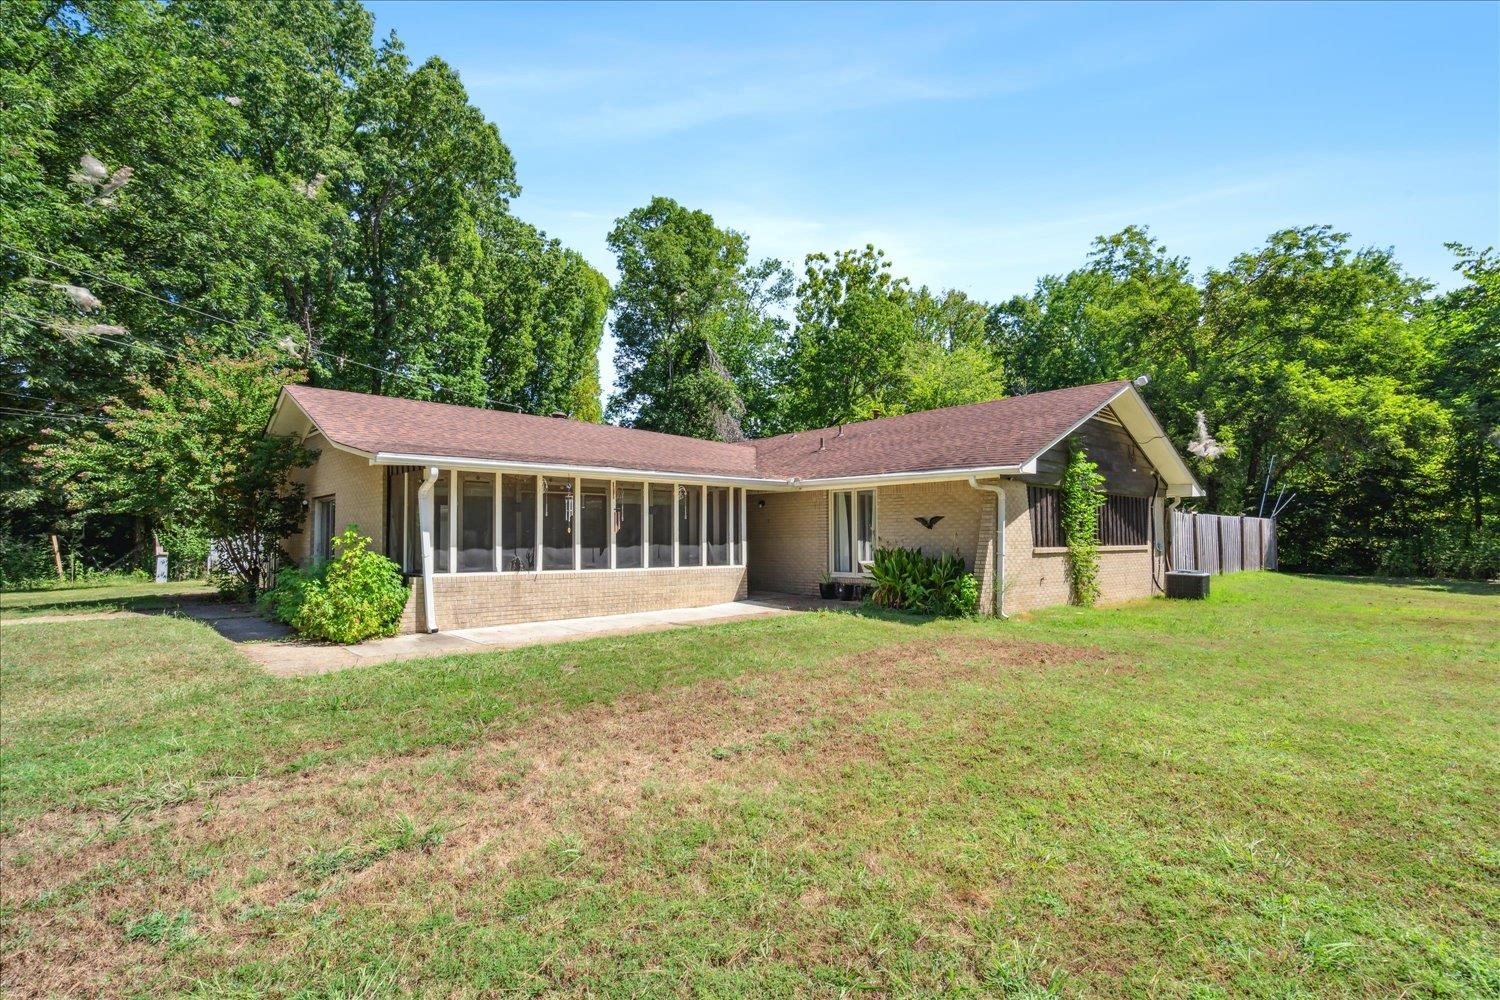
[
  {"xmin": 256, "ymin": 562, "xmax": 328, "ymax": 624},
  {"xmin": 1378, "ymin": 523, "xmax": 1500, "ymax": 580},
  {"xmin": 869, "ymin": 546, "xmax": 979, "ymax": 617},
  {"xmin": 1061, "ymin": 440, "xmax": 1106, "ymax": 606},
  {"xmin": 287, "ymin": 527, "xmax": 408, "ymax": 644}
]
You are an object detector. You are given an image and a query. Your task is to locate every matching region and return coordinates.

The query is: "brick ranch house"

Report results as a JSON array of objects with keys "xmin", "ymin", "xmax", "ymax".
[{"xmin": 266, "ymin": 379, "xmax": 1203, "ymax": 633}]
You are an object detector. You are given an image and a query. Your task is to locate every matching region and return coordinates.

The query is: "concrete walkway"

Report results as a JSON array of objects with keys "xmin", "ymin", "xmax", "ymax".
[{"xmin": 246, "ymin": 596, "xmax": 828, "ymax": 677}]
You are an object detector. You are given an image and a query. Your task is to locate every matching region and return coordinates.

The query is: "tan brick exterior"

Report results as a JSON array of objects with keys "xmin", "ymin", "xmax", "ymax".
[
  {"xmin": 400, "ymin": 566, "xmax": 748, "ymax": 632},
  {"xmin": 998, "ymin": 478, "xmax": 1164, "ymax": 613},
  {"xmin": 746, "ymin": 490, "xmax": 827, "ymax": 596},
  {"xmin": 285, "ymin": 433, "xmax": 385, "ymax": 565},
  {"xmin": 744, "ymin": 476, "xmax": 1159, "ymax": 616}
]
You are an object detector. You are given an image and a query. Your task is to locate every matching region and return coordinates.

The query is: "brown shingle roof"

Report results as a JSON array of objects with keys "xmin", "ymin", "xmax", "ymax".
[
  {"xmin": 281, "ymin": 385, "xmax": 760, "ymax": 478},
  {"xmin": 751, "ymin": 381, "xmax": 1130, "ymax": 480},
  {"xmin": 278, "ymin": 380, "xmax": 1133, "ymax": 483}
]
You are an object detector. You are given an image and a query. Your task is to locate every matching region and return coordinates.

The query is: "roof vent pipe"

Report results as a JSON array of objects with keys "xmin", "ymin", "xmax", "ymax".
[
  {"xmin": 835, "ymin": 425, "xmax": 843, "ymax": 438},
  {"xmin": 818, "ymin": 436, "xmax": 825, "ymax": 451}
]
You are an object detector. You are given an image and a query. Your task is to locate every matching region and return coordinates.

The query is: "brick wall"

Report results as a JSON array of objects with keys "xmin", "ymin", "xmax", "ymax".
[
  {"xmin": 746, "ymin": 490, "xmax": 827, "ymax": 595},
  {"xmin": 400, "ymin": 566, "xmax": 748, "ymax": 632},
  {"xmin": 999, "ymin": 478, "xmax": 1163, "ymax": 613},
  {"xmin": 746, "ymin": 480, "xmax": 998, "ymax": 611},
  {"xmin": 285, "ymin": 434, "xmax": 385, "ymax": 565}
]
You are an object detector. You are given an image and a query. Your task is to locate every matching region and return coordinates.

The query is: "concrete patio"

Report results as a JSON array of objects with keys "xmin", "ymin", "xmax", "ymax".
[{"xmin": 239, "ymin": 593, "xmax": 851, "ymax": 677}]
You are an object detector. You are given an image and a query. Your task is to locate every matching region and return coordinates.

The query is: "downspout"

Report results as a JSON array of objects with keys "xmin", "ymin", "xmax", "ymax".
[
  {"xmin": 968, "ymin": 477, "xmax": 1008, "ymax": 620},
  {"xmin": 417, "ymin": 465, "xmax": 439, "ymax": 633}
]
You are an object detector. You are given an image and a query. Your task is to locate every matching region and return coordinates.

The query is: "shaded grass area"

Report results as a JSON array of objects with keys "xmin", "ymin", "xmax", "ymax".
[
  {"xmin": 1, "ymin": 574, "xmax": 1495, "ymax": 997},
  {"xmin": 0, "ymin": 579, "xmax": 217, "ymax": 618}
]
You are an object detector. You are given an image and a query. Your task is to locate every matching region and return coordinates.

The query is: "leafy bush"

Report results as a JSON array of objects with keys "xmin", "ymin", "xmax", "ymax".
[
  {"xmin": 0, "ymin": 534, "xmax": 57, "ymax": 589},
  {"xmin": 869, "ymin": 546, "xmax": 980, "ymax": 617},
  {"xmin": 288, "ymin": 527, "xmax": 409, "ymax": 644},
  {"xmin": 256, "ymin": 562, "xmax": 328, "ymax": 624},
  {"xmin": 1378, "ymin": 524, "xmax": 1500, "ymax": 580}
]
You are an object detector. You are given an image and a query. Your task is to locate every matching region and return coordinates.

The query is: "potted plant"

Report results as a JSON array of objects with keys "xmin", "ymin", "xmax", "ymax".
[{"xmin": 818, "ymin": 571, "xmax": 836, "ymax": 600}]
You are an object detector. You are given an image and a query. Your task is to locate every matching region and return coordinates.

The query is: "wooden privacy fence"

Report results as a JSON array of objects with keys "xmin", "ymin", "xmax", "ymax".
[{"xmin": 1169, "ymin": 511, "xmax": 1277, "ymax": 574}]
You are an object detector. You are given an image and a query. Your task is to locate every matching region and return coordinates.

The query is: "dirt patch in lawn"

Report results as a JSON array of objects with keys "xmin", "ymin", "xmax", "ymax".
[{"xmin": 2, "ymin": 635, "xmax": 1112, "ymax": 997}]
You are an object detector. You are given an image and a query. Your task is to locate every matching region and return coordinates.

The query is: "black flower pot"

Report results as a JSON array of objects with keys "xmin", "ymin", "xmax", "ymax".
[{"xmin": 818, "ymin": 582, "xmax": 837, "ymax": 600}]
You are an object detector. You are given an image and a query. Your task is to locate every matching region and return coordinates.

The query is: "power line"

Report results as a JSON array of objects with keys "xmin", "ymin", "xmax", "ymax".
[
  {"xmin": 2, "ymin": 241, "xmax": 529, "ymax": 414},
  {"xmin": 0, "ymin": 405, "xmax": 111, "ymax": 424}
]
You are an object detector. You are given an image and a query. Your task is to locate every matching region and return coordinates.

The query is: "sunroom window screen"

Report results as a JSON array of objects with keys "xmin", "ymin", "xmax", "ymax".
[
  {"xmin": 501, "ymin": 475, "xmax": 536, "ymax": 571},
  {"xmin": 579, "ymin": 479, "xmax": 609, "ymax": 569},
  {"xmin": 649, "ymin": 484, "xmax": 674, "ymax": 566},
  {"xmin": 706, "ymin": 486, "xmax": 731, "ymax": 565},
  {"xmin": 615, "ymin": 482, "xmax": 643, "ymax": 568},
  {"xmin": 542, "ymin": 476, "xmax": 574, "ymax": 570},
  {"xmin": 458, "ymin": 473, "xmax": 495, "ymax": 572},
  {"xmin": 678, "ymin": 485, "xmax": 702, "ymax": 566}
]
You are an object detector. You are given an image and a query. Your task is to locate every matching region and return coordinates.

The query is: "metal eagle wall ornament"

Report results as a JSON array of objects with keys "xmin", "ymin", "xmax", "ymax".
[{"xmin": 914, "ymin": 515, "xmax": 944, "ymax": 530}]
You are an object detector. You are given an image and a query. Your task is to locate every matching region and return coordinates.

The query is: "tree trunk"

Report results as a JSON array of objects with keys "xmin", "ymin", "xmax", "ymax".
[{"xmin": 50, "ymin": 534, "xmax": 64, "ymax": 580}]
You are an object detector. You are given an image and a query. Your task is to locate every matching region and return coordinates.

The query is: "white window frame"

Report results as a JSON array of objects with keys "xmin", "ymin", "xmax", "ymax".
[
  {"xmin": 827, "ymin": 488, "xmax": 876, "ymax": 578},
  {"xmin": 398, "ymin": 468, "xmax": 750, "ymax": 576}
]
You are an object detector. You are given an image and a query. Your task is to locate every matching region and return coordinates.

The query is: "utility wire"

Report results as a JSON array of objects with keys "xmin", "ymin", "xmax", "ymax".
[{"xmin": 1, "ymin": 241, "xmax": 530, "ymax": 414}]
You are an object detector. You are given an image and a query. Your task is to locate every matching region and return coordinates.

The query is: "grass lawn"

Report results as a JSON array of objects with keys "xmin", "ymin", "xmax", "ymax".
[
  {"xmin": 1, "ymin": 574, "xmax": 1495, "ymax": 997},
  {"xmin": 0, "ymin": 579, "xmax": 217, "ymax": 618}
]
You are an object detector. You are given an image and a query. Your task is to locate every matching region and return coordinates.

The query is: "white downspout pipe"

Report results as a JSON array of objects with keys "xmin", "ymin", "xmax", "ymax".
[
  {"xmin": 417, "ymin": 465, "xmax": 439, "ymax": 633},
  {"xmin": 968, "ymin": 476, "xmax": 1008, "ymax": 620}
]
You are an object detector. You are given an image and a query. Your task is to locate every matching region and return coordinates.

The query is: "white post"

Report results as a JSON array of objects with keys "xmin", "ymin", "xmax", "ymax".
[
  {"xmin": 699, "ymin": 484, "xmax": 707, "ymax": 566},
  {"xmin": 739, "ymin": 488, "xmax": 748, "ymax": 567},
  {"xmin": 493, "ymin": 471, "xmax": 501, "ymax": 572},
  {"xmin": 726, "ymin": 488, "xmax": 735, "ymax": 566},
  {"xmin": 572, "ymin": 476, "xmax": 581, "ymax": 571},
  {"xmin": 417, "ymin": 466, "xmax": 439, "ymax": 632},
  {"xmin": 533, "ymin": 475, "xmax": 543, "ymax": 572},
  {"xmin": 671, "ymin": 483, "xmax": 680, "ymax": 567},
  {"xmin": 641, "ymin": 481, "xmax": 650, "ymax": 569}
]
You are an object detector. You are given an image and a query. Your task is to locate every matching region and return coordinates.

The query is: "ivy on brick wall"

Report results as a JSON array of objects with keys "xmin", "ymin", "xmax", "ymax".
[{"xmin": 1061, "ymin": 440, "xmax": 1106, "ymax": 607}]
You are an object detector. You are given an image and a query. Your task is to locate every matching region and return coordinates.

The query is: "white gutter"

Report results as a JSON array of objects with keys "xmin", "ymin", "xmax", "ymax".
[
  {"xmin": 372, "ymin": 452, "xmax": 770, "ymax": 489},
  {"xmin": 967, "ymin": 476, "xmax": 1008, "ymax": 620},
  {"xmin": 417, "ymin": 465, "xmax": 438, "ymax": 633}
]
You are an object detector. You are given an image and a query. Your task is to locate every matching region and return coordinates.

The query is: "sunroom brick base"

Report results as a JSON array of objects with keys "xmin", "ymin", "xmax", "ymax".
[{"xmin": 399, "ymin": 566, "xmax": 749, "ymax": 633}]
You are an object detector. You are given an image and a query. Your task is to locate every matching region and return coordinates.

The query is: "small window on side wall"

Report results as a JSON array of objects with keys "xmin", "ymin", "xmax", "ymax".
[
  {"xmin": 311, "ymin": 495, "xmax": 336, "ymax": 564},
  {"xmin": 1028, "ymin": 486, "xmax": 1061, "ymax": 548}
]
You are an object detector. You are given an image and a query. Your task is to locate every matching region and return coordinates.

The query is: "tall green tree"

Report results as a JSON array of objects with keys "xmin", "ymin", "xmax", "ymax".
[
  {"xmin": 606, "ymin": 196, "xmax": 788, "ymax": 440},
  {"xmin": 1428, "ymin": 245, "xmax": 1499, "ymax": 532},
  {"xmin": 1, "ymin": 0, "xmax": 608, "ymax": 560}
]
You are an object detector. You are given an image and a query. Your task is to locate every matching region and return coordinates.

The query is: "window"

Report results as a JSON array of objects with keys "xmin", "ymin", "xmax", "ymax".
[
  {"xmin": 1029, "ymin": 486, "xmax": 1149, "ymax": 548},
  {"xmin": 458, "ymin": 473, "xmax": 495, "ymax": 572},
  {"xmin": 579, "ymin": 479, "xmax": 610, "ymax": 569},
  {"xmin": 502, "ymin": 474, "xmax": 537, "ymax": 571},
  {"xmin": 649, "ymin": 483, "xmax": 674, "ymax": 567},
  {"xmin": 311, "ymin": 495, "xmax": 336, "ymax": 564},
  {"xmin": 1100, "ymin": 494, "xmax": 1150, "ymax": 547},
  {"xmin": 403, "ymin": 473, "xmax": 420, "ymax": 572},
  {"xmin": 386, "ymin": 470, "xmax": 405, "ymax": 568},
  {"xmin": 433, "ymin": 473, "xmax": 451, "ymax": 572},
  {"xmin": 615, "ymin": 482, "xmax": 644, "ymax": 569},
  {"xmin": 678, "ymin": 484, "xmax": 701, "ymax": 566},
  {"xmin": 542, "ymin": 476, "xmax": 574, "ymax": 571},
  {"xmin": 1028, "ymin": 486, "xmax": 1062, "ymax": 548},
  {"xmin": 830, "ymin": 489, "xmax": 874, "ymax": 574},
  {"xmin": 706, "ymin": 486, "xmax": 731, "ymax": 565}
]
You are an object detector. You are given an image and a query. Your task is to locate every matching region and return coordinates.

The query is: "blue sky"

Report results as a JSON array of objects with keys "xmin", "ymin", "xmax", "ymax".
[{"xmin": 368, "ymin": 0, "xmax": 1499, "ymax": 393}]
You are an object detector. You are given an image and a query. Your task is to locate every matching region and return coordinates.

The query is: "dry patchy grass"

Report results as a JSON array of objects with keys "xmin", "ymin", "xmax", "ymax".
[{"xmin": 2, "ymin": 573, "xmax": 1496, "ymax": 997}]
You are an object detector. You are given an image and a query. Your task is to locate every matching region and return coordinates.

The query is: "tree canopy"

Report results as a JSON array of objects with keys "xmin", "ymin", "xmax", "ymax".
[{"xmin": 2, "ymin": 0, "xmax": 609, "ymax": 564}]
